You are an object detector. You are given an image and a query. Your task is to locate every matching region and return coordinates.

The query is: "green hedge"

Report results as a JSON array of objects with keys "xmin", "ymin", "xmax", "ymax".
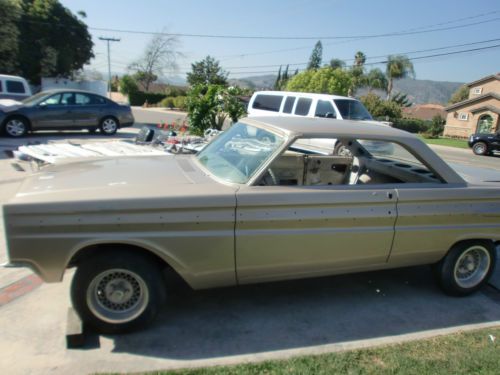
[
  {"xmin": 376, "ymin": 117, "xmax": 432, "ymax": 134},
  {"xmin": 128, "ymin": 91, "xmax": 166, "ymax": 106}
]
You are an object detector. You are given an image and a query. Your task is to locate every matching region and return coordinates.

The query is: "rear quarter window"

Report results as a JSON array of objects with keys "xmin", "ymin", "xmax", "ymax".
[
  {"xmin": 6, "ymin": 80, "xmax": 26, "ymax": 94},
  {"xmin": 252, "ymin": 94, "xmax": 283, "ymax": 112},
  {"xmin": 283, "ymin": 96, "xmax": 296, "ymax": 113},
  {"xmin": 294, "ymin": 98, "xmax": 312, "ymax": 116}
]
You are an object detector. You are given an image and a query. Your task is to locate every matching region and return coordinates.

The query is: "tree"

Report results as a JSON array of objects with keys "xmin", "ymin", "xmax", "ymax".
[
  {"xmin": 364, "ymin": 68, "xmax": 388, "ymax": 92},
  {"xmin": 307, "ymin": 41, "xmax": 323, "ymax": 70},
  {"xmin": 12, "ymin": 0, "xmax": 94, "ymax": 84},
  {"xmin": 360, "ymin": 92, "xmax": 402, "ymax": 119},
  {"xmin": 286, "ymin": 67, "xmax": 352, "ymax": 96},
  {"xmin": 186, "ymin": 56, "xmax": 228, "ymax": 86},
  {"xmin": 385, "ymin": 55, "xmax": 415, "ymax": 99},
  {"xmin": 0, "ymin": 0, "xmax": 20, "ymax": 74},
  {"xmin": 274, "ymin": 65, "xmax": 290, "ymax": 90},
  {"xmin": 390, "ymin": 92, "xmax": 412, "ymax": 107},
  {"xmin": 428, "ymin": 115, "xmax": 445, "ymax": 138},
  {"xmin": 119, "ymin": 74, "xmax": 139, "ymax": 95},
  {"xmin": 354, "ymin": 51, "xmax": 366, "ymax": 67},
  {"xmin": 449, "ymin": 85, "xmax": 469, "ymax": 104},
  {"xmin": 129, "ymin": 31, "xmax": 181, "ymax": 91},
  {"xmin": 274, "ymin": 66, "xmax": 282, "ymax": 90},
  {"xmin": 329, "ymin": 59, "xmax": 345, "ymax": 70}
]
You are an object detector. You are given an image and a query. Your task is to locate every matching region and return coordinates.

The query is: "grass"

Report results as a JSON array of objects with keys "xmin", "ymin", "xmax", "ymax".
[
  {"xmin": 123, "ymin": 327, "xmax": 500, "ymax": 375},
  {"xmin": 418, "ymin": 135, "xmax": 469, "ymax": 149}
]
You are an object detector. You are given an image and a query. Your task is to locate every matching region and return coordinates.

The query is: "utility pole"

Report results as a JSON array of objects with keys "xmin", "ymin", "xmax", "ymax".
[{"xmin": 99, "ymin": 37, "xmax": 120, "ymax": 97}]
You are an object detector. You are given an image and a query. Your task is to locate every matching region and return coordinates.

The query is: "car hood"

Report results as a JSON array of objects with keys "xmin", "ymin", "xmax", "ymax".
[
  {"xmin": 0, "ymin": 99, "xmax": 23, "ymax": 112},
  {"xmin": 9, "ymin": 155, "xmax": 235, "ymax": 205}
]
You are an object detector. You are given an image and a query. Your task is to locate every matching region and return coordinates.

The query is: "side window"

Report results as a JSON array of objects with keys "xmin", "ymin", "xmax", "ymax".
[
  {"xmin": 39, "ymin": 94, "xmax": 61, "ymax": 106},
  {"xmin": 90, "ymin": 94, "xmax": 106, "ymax": 105},
  {"xmin": 315, "ymin": 100, "xmax": 336, "ymax": 118},
  {"xmin": 75, "ymin": 93, "xmax": 92, "ymax": 105},
  {"xmin": 294, "ymin": 98, "xmax": 312, "ymax": 116},
  {"xmin": 60, "ymin": 93, "xmax": 75, "ymax": 105},
  {"xmin": 6, "ymin": 80, "xmax": 26, "ymax": 94},
  {"xmin": 0, "ymin": 81, "xmax": 3, "ymax": 93},
  {"xmin": 252, "ymin": 94, "xmax": 283, "ymax": 112},
  {"xmin": 283, "ymin": 96, "xmax": 296, "ymax": 114}
]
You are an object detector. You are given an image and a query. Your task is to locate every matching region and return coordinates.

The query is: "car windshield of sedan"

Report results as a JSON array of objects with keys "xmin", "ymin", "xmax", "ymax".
[{"xmin": 196, "ymin": 122, "xmax": 285, "ymax": 184}]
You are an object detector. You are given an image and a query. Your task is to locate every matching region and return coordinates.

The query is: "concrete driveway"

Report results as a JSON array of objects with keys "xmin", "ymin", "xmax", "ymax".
[{"xmin": 0, "ymin": 129, "xmax": 499, "ymax": 375}]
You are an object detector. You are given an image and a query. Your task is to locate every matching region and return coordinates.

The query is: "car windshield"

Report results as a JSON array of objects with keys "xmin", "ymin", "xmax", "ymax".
[
  {"xmin": 334, "ymin": 99, "xmax": 373, "ymax": 120},
  {"xmin": 21, "ymin": 92, "xmax": 52, "ymax": 106},
  {"xmin": 196, "ymin": 122, "xmax": 285, "ymax": 184}
]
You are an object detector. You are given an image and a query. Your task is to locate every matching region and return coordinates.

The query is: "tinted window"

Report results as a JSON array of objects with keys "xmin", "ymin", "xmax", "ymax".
[
  {"xmin": 252, "ymin": 94, "xmax": 283, "ymax": 112},
  {"xmin": 334, "ymin": 99, "xmax": 372, "ymax": 120},
  {"xmin": 294, "ymin": 98, "xmax": 312, "ymax": 116},
  {"xmin": 61, "ymin": 93, "xmax": 75, "ymax": 105},
  {"xmin": 6, "ymin": 80, "xmax": 25, "ymax": 94},
  {"xmin": 283, "ymin": 96, "xmax": 296, "ymax": 113},
  {"xmin": 0, "ymin": 81, "xmax": 2, "ymax": 92},
  {"xmin": 315, "ymin": 100, "xmax": 336, "ymax": 118},
  {"xmin": 90, "ymin": 94, "xmax": 107, "ymax": 104},
  {"xmin": 75, "ymin": 93, "xmax": 92, "ymax": 105}
]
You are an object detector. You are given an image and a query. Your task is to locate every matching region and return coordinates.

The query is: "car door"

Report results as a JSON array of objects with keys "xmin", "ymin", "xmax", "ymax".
[
  {"xmin": 72, "ymin": 93, "xmax": 102, "ymax": 127},
  {"xmin": 33, "ymin": 93, "xmax": 74, "ymax": 129},
  {"xmin": 235, "ymin": 185, "xmax": 397, "ymax": 284}
]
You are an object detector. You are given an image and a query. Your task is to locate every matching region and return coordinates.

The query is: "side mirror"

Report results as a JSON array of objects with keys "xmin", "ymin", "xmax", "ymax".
[{"xmin": 38, "ymin": 103, "xmax": 47, "ymax": 109}]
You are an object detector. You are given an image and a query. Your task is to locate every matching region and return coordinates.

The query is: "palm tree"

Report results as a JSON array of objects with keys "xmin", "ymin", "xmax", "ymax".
[
  {"xmin": 385, "ymin": 55, "xmax": 415, "ymax": 99},
  {"xmin": 365, "ymin": 68, "xmax": 388, "ymax": 93},
  {"xmin": 354, "ymin": 51, "xmax": 366, "ymax": 67}
]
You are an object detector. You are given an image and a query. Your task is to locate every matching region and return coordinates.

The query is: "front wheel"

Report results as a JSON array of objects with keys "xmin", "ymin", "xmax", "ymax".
[
  {"xmin": 71, "ymin": 251, "xmax": 165, "ymax": 333},
  {"xmin": 435, "ymin": 241, "xmax": 496, "ymax": 296},
  {"xmin": 100, "ymin": 117, "xmax": 118, "ymax": 135},
  {"xmin": 472, "ymin": 142, "xmax": 488, "ymax": 156},
  {"xmin": 3, "ymin": 117, "xmax": 28, "ymax": 137}
]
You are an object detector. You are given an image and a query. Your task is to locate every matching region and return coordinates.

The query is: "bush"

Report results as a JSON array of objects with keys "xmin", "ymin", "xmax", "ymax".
[
  {"xmin": 161, "ymin": 97, "xmax": 175, "ymax": 109},
  {"xmin": 119, "ymin": 75, "xmax": 139, "ymax": 95},
  {"xmin": 164, "ymin": 86, "xmax": 187, "ymax": 97},
  {"xmin": 128, "ymin": 91, "xmax": 166, "ymax": 106},
  {"xmin": 427, "ymin": 115, "xmax": 445, "ymax": 138},
  {"xmin": 360, "ymin": 93, "xmax": 402, "ymax": 119},
  {"xmin": 173, "ymin": 96, "xmax": 187, "ymax": 110},
  {"xmin": 390, "ymin": 118, "xmax": 430, "ymax": 133}
]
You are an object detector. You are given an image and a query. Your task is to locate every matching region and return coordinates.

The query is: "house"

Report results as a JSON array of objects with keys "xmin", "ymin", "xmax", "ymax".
[
  {"xmin": 403, "ymin": 103, "xmax": 447, "ymax": 121},
  {"xmin": 443, "ymin": 73, "xmax": 500, "ymax": 138}
]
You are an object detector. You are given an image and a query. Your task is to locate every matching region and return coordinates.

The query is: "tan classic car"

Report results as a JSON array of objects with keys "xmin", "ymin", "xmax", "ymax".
[{"xmin": 3, "ymin": 117, "xmax": 500, "ymax": 333}]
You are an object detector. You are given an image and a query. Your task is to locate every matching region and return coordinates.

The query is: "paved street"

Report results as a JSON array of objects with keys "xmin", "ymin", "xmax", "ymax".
[{"xmin": 132, "ymin": 107, "xmax": 187, "ymax": 127}]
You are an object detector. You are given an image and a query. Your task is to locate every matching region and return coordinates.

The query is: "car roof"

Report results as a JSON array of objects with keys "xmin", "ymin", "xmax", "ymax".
[
  {"xmin": 39, "ymin": 89, "xmax": 107, "ymax": 96},
  {"xmin": 251, "ymin": 91, "xmax": 357, "ymax": 101}
]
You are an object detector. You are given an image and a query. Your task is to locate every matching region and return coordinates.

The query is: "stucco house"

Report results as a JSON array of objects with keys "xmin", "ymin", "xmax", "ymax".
[
  {"xmin": 403, "ymin": 103, "xmax": 446, "ymax": 121},
  {"xmin": 443, "ymin": 73, "xmax": 499, "ymax": 138}
]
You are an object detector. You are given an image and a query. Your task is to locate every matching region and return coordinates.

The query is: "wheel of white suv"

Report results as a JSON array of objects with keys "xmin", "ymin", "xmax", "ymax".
[
  {"xmin": 71, "ymin": 250, "xmax": 165, "ymax": 333},
  {"xmin": 435, "ymin": 241, "xmax": 496, "ymax": 296}
]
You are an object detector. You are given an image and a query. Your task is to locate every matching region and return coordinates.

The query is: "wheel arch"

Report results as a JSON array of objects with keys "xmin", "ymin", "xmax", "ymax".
[
  {"xmin": 439, "ymin": 238, "xmax": 497, "ymax": 262},
  {"xmin": 99, "ymin": 114, "xmax": 121, "ymax": 128},
  {"xmin": 2, "ymin": 114, "xmax": 32, "ymax": 131},
  {"xmin": 67, "ymin": 241, "xmax": 191, "ymax": 288}
]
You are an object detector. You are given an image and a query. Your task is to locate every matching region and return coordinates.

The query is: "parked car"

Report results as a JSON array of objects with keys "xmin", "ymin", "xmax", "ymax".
[
  {"xmin": 468, "ymin": 132, "xmax": 500, "ymax": 156},
  {"xmin": 248, "ymin": 90, "xmax": 393, "ymax": 156},
  {"xmin": 0, "ymin": 89, "xmax": 134, "ymax": 137},
  {"xmin": 3, "ymin": 117, "xmax": 499, "ymax": 333},
  {"xmin": 0, "ymin": 74, "xmax": 32, "ymax": 101}
]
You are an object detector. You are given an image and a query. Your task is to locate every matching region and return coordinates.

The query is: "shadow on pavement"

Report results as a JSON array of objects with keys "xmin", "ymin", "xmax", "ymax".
[{"xmin": 108, "ymin": 266, "xmax": 500, "ymax": 360}]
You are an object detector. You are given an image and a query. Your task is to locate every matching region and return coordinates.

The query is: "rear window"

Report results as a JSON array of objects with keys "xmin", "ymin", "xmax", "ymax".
[
  {"xmin": 6, "ymin": 80, "xmax": 26, "ymax": 94},
  {"xmin": 294, "ymin": 98, "xmax": 312, "ymax": 116},
  {"xmin": 252, "ymin": 94, "xmax": 283, "ymax": 112},
  {"xmin": 283, "ymin": 96, "xmax": 296, "ymax": 113}
]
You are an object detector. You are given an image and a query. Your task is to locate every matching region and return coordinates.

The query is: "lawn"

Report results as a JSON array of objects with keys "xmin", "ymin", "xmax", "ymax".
[
  {"xmin": 136, "ymin": 327, "xmax": 500, "ymax": 375},
  {"xmin": 418, "ymin": 135, "xmax": 469, "ymax": 149}
]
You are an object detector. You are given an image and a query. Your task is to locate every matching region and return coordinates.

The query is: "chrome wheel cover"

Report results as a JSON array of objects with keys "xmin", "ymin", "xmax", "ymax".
[
  {"xmin": 454, "ymin": 245, "xmax": 491, "ymax": 289},
  {"xmin": 6, "ymin": 119, "xmax": 26, "ymax": 136},
  {"xmin": 87, "ymin": 269, "xmax": 149, "ymax": 324},
  {"xmin": 102, "ymin": 118, "xmax": 117, "ymax": 133},
  {"xmin": 336, "ymin": 145, "xmax": 352, "ymax": 157}
]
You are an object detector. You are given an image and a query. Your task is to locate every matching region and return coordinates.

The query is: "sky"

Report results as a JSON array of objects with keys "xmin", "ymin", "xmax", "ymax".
[{"xmin": 60, "ymin": 0, "xmax": 500, "ymax": 84}]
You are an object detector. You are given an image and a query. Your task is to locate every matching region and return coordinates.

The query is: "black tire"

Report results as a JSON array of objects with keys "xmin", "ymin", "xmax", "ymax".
[
  {"xmin": 434, "ymin": 240, "xmax": 496, "ymax": 296},
  {"xmin": 333, "ymin": 142, "xmax": 352, "ymax": 157},
  {"xmin": 71, "ymin": 250, "xmax": 165, "ymax": 334},
  {"xmin": 99, "ymin": 116, "xmax": 119, "ymax": 135},
  {"xmin": 472, "ymin": 142, "xmax": 488, "ymax": 156},
  {"xmin": 3, "ymin": 116, "xmax": 29, "ymax": 137}
]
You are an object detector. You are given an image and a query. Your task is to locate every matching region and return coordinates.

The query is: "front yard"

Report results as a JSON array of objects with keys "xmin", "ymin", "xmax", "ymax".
[{"xmin": 418, "ymin": 136, "xmax": 469, "ymax": 149}]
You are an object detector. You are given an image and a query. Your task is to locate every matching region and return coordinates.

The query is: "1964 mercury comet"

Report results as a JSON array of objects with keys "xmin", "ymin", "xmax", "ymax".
[{"xmin": 3, "ymin": 117, "xmax": 500, "ymax": 333}]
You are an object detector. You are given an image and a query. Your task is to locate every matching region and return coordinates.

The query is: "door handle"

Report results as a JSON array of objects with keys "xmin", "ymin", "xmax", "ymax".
[{"xmin": 387, "ymin": 192, "xmax": 393, "ymax": 199}]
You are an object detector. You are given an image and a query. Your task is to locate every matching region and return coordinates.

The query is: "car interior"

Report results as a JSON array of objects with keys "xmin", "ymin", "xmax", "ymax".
[{"xmin": 258, "ymin": 138, "xmax": 443, "ymax": 186}]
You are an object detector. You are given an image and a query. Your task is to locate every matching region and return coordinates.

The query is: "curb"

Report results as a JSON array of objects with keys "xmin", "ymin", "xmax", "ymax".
[{"xmin": 0, "ymin": 274, "xmax": 43, "ymax": 307}]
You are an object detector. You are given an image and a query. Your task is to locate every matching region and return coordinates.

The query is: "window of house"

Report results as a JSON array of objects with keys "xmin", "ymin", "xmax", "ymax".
[
  {"xmin": 473, "ymin": 87, "xmax": 482, "ymax": 95},
  {"xmin": 294, "ymin": 98, "xmax": 312, "ymax": 116},
  {"xmin": 252, "ymin": 94, "xmax": 283, "ymax": 112},
  {"xmin": 458, "ymin": 112, "xmax": 469, "ymax": 121},
  {"xmin": 6, "ymin": 80, "xmax": 26, "ymax": 94},
  {"xmin": 283, "ymin": 96, "xmax": 296, "ymax": 113}
]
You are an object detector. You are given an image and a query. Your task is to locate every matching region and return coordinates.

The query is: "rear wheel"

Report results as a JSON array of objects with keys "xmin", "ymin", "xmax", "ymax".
[
  {"xmin": 435, "ymin": 241, "xmax": 496, "ymax": 296},
  {"xmin": 3, "ymin": 117, "xmax": 28, "ymax": 137},
  {"xmin": 100, "ymin": 117, "xmax": 118, "ymax": 135},
  {"xmin": 71, "ymin": 250, "xmax": 165, "ymax": 333},
  {"xmin": 472, "ymin": 142, "xmax": 488, "ymax": 156}
]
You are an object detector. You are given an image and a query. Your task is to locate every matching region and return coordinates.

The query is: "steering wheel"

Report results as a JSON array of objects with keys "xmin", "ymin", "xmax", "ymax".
[{"xmin": 259, "ymin": 168, "xmax": 279, "ymax": 186}]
